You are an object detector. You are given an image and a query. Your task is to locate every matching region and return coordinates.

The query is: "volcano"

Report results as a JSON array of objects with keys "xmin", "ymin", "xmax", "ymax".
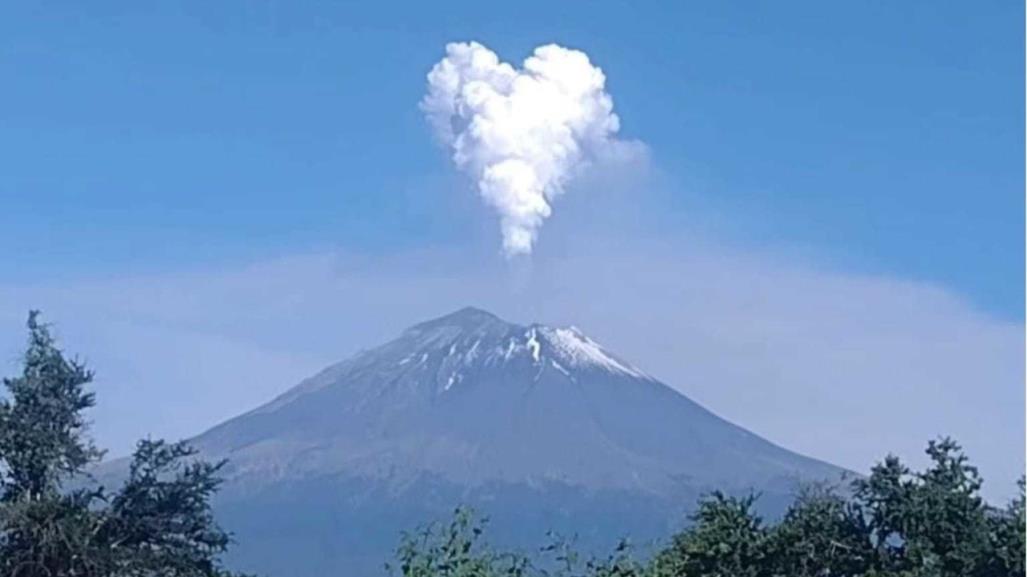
[{"xmin": 175, "ymin": 307, "xmax": 846, "ymax": 575}]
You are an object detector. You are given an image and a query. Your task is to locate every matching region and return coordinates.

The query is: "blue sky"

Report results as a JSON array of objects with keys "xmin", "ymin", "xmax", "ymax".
[
  {"xmin": 2, "ymin": 1, "xmax": 1023, "ymax": 318},
  {"xmin": 0, "ymin": 2, "xmax": 1023, "ymax": 498}
]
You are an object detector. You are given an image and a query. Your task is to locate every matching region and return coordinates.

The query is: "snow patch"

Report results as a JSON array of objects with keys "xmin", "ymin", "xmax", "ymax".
[
  {"xmin": 539, "ymin": 327, "xmax": 646, "ymax": 378},
  {"xmin": 465, "ymin": 339, "xmax": 481, "ymax": 363},
  {"xmin": 502, "ymin": 337, "xmax": 523, "ymax": 360},
  {"xmin": 550, "ymin": 359, "xmax": 571, "ymax": 378},
  {"xmin": 525, "ymin": 329, "xmax": 541, "ymax": 363}
]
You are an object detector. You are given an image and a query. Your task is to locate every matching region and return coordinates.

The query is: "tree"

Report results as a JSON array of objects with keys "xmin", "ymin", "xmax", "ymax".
[
  {"xmin": 101, "ymin": 439, "xmax": 234, "ymax": 576},
  {"xmin": 395, "ymin": 442, "xmax": 1026, "ymax": 577},
  {"xmin": 853, "ymin": 454, "xmax": 912, "ymax": 571},
  {"xmin": 389, "ymin": 507, "xmax": 531, "ymax": 577},
  {"xmin": 653, "ymin": 492, "xmax": 768, "ymax": 577},
  {"xmin": 0, "ymin": 312, "xmax": 243, "ymax": 577},
  {"xmin": 0, "ymin": 311, "xmax": 109, "ymax": 577},
  {"xmin": 766, "ymin": 484, "xmax": 873, "ymax": 577},
  {"xmin": 989, "ymin": 478, "xmax": 1025, "ymax": 576},
  {"xmin": 390, "ymin": 510, "xmax": 653, "ymax": 577},
  {"xmin": 853, "ymin": 438, "xmax": 1002, "ymax": 577},
  {"xmin": 0, "ymin": 311, "xmax": 101, "ymax": 503}
]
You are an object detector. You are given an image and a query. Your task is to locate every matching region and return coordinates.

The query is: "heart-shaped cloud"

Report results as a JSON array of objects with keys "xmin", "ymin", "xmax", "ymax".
[{"xmin": 421, "ymin": 42, "xmax": 632, "ymax": 256}]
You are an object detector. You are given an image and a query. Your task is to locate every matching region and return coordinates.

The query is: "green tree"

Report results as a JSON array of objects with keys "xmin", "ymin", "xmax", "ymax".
[
  {"xmin": 389, "ymin": 507, "xmax": 531, "ymax": 577},
  {"xmin": 390, "ymin": 510, "xmax": 654, "ymax": 577},
  {"xmin": 653, "ymin": 492, "xmax": 768, "ymax": 577},
  {"xmin": 395, "ymin": 441, "xmax": 1026, "ymax": 577},
  {"xmin": 579, "ymin": 541, "xmax": 651, "ymax": 577},
  {"xmin": 853, "ymin": 454, "xmax": 912, "ymax": 571},
  {"xmin": 0, "ymin": 312, "xmax": 243, "ymax": 577},
  {"xmin": 853, "ymin": 437, "xmax": 1017, "ymax": 577},
  {"xmin": 987, "ymin": 477, "xmax": 1025, "ymax": 577},
  {"xmin": 0, "ymin": 311, "xmax": 109, "ymax": 577},
  {"xmin": 766, "ymin": 484, "xmax": 873, "ymax": 577},
  {"xmin": 101, "ymin": 439, "xmax": 234, "ymax": 576},
  {"xmin": 0, "ymin": 311, "xmax": 102, "ymax": 502}
]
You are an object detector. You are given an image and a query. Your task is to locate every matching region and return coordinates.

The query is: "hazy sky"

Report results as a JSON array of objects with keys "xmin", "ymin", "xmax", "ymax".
[{"xmin": 0, "ymin": 2, "xmax": 1023, "ymax": 500}]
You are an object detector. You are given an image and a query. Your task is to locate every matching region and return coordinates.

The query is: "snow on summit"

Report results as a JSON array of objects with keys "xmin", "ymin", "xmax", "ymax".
[
  {"xmin": 535, "ymin": 325, "xmax": 647, "ymax": 378},
  {"xmin": 398, "ymin": 307, "xmax": 648, "ymax": 386}
]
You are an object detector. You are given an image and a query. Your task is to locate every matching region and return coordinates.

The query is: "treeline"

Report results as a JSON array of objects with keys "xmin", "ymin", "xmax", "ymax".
[
  {"xmin": 0, "ymin": 313, "xmax": 1023, "ymax": 577},
  {"xmin": 393, "ymin": 442, "xmax": 1025, "ymax": 577}
]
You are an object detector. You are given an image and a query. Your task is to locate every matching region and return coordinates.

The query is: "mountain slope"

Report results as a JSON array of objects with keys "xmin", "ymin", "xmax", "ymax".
[
  {"xmin": 183, "ymin": 307, "xmax": 847, "ymax": 575},
  {"xmin": 196, "ymin": 307, "xmax": 840, "ymax": 493}
]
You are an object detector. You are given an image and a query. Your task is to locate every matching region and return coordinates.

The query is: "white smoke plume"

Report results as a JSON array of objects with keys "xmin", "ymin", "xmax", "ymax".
[{"xmin": 422, "ymin": 41, "xmax": 631, "ymax": 256}]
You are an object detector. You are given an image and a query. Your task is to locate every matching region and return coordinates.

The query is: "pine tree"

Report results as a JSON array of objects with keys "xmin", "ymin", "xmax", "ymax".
[{"xmin": 0, "ymin": 312, "xmax": 245, "ymax": 577}]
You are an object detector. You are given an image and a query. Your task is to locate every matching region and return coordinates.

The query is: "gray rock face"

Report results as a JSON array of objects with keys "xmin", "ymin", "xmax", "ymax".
[{"xmin": 181, "ymin": 307, "xmax": 847, "ymax": 575}]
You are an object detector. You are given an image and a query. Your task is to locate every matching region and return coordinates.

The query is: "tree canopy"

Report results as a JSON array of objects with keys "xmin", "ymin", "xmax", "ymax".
[
  {"xmin": 0, "ymin": 312, "xmax": 244, "ymax": 577},
  {"xmin": 392, "ymin": 442, "xmax": 1025, "ymax": 577}
]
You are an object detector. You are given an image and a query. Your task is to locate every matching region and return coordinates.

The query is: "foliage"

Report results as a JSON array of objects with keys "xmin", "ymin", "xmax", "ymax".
[
  {"xmin": 397, "ymin": 442, "xmax": 1026, "ymax": 577},
  {"xmin": 0, "ymin": 311, "xmax": 102, "ymax": 502},
  {"xmin": 389, "ymin": 507, "xmax": 532, "ymax": 577},
  {"xmin": 851, "ymin": 438, "xmax": 1014, "ymax": 577},
  {"xmin": 653, "ymin": 492, "xmax": 767, "ymax": 577},
  {"xmin": 766, "ymin": 484, "xmax": 873, "ymax": 577},
  {"xmin": 990, "ymin": 478, "xmax": 1026, "ymax": 576},
  {"xmin": 0, "ymin": 312, "xmax": 243, "ymax": 577}
]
